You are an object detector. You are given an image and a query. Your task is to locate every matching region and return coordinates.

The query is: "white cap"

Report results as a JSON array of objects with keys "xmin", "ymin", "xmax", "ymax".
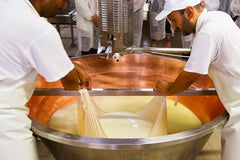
[{"xmin": 155, "ymin": 0, "xmax": 201, "ymax": 21}]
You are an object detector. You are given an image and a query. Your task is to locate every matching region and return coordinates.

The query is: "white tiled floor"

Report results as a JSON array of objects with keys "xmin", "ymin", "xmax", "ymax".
[{"xmin": 196, "ymin": 129, "xmax": 221, "ymax": 160}]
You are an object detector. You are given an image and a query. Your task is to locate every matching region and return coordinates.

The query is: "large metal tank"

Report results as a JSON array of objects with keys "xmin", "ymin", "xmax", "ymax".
[{"xmin": 27, "ymin": 53, "xmax": 228, "ymax": 160}]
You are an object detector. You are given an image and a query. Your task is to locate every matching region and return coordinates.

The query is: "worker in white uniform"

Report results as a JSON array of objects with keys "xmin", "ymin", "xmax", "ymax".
[
  {"xmin": 132, "ymin": 0, "xmax": 145, "ymax": 47},
  {"xmin": 0, "ymin": 0, "xmax": 91, "ymax": 160},
  {"xmin": 74, "ymin": 0, "xmax": 100, "ymax": 55},
  {"xmin": 149, "ymin": 0, "xmax": 169, "ymax": 47},
  {"xmin": 154, "ymin": 0, "xmax": 240, "ymax": 160},
  {"xmin": 218, "ymin": 0, "xmax": 233, "ymax": 15},
  {"xmin": 231, "ymin": 0, "xmax": 240, "ymax": 28}
]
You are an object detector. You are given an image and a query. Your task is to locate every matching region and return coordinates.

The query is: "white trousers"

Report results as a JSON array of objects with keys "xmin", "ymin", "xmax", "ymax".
[
  {"xmin": 221, "ymin": 116, "xmax": 240, "ymax": 160},
  {"xmin": 209, "ymin": 66, "xmax": 240, "ymax": 160},
  {"xmin": 0, "ymin": 107, "xmax": 39, "ymax": 160}
]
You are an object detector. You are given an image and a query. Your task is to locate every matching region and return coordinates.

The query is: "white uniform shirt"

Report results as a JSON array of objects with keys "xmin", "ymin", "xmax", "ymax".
[
  {"xmin": 0, "ymin": 0, "xmax": 74, "ymax": 91},
  {"xmin": 185, "ymin": 9, "xmax": 240, "ymax": 160},
  {"xmin": 184, "ymin": 8, "xmax": 240, "ymax": 79},
  {"xmin": 0, "ymin": 1, "xmax": 74, "ymax": 159},
  {"xmin": 74, "ymin": 0, "xmax": 97, "ymax": 32}
]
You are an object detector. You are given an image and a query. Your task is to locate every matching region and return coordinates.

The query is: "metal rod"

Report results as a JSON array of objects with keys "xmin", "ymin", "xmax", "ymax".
[
  {"xmin": 33, "ymin": 88, "xmax": 217, "ymax": 96},
  {"xmin": 125, "ymin": 47, "xmax": 191, "ymax": 55}
]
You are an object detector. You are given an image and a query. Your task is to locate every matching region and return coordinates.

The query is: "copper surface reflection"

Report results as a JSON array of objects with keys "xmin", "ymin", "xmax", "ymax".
[
  {"xmin": 28, "ymin": 54, "xmax": 224, "ymax": 125},
  {"xmin": 71, "ymin": 54, "xmax": 213, "ymax": 88}
]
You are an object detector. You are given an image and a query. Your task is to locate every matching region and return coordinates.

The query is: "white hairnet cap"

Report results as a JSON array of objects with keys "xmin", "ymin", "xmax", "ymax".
[{"xmin": 155, "ymin": 0, "xmax": 202, "ymax": 21}]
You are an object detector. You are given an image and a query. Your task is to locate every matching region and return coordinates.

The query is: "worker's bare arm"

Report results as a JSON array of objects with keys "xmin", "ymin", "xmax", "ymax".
[
  {"xmin": 154, "ymin": 71, "xmax": 200, "ymax": 96},
  {"xmin": 60, "ymin": 65, "xmax": 92, "ymax": 90}
]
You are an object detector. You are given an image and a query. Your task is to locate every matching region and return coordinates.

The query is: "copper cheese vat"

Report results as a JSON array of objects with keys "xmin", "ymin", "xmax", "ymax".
[{"xmin": 27, "ymin": 53, "xmax": 228, "ymax": 160}]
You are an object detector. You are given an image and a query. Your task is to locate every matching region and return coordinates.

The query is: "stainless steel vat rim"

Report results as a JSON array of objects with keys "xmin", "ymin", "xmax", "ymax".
[
  {"xmin": 33, "ymin": 88, "xmax": 217, "ymax": 96},
  {"xmin": 31, "ymin": 111, "xmax": 228, "ymax": 150}
]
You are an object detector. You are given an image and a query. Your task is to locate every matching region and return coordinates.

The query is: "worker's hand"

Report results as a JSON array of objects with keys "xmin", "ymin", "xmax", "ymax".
[
  {"xmin": 154, "ymin": 80, "xmax": 173, "ymax": 96},
  {"xmin": 75, "ymin": 65, "xmax": 92, "ymax": 89},
  {"xmin": 91, "ymin": 14, "xmax": 100, "ymax": 27},
  {"xmin": 61, "ymin": 65, "xmax": 92, "ymax": 91}
]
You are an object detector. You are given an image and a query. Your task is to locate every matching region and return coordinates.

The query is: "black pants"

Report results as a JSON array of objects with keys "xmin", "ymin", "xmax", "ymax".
[{"xmin": 82, "ymin": 48, "xmax": 98, "ymax": 55}]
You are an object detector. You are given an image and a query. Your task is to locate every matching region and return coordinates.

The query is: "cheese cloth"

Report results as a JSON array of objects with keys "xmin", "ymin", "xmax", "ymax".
[{"xmin": 78, "ymin": 89, "xmax": 167, "ymax": 138}]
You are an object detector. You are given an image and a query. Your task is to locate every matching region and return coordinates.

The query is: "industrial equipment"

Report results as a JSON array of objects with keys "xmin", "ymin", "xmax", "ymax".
[{"xmin": 98, "ymin": 0, "xmax": 134, "ymax": 54}]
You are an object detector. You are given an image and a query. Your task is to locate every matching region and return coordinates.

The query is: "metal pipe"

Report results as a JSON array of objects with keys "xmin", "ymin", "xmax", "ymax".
[
  {"xmin": 102, "ymin": 47, "xmax": 192, "ymax": 59},
  {"xmin": 125, "ymin": 47, "xmax": 191, "ymax": 55}
]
